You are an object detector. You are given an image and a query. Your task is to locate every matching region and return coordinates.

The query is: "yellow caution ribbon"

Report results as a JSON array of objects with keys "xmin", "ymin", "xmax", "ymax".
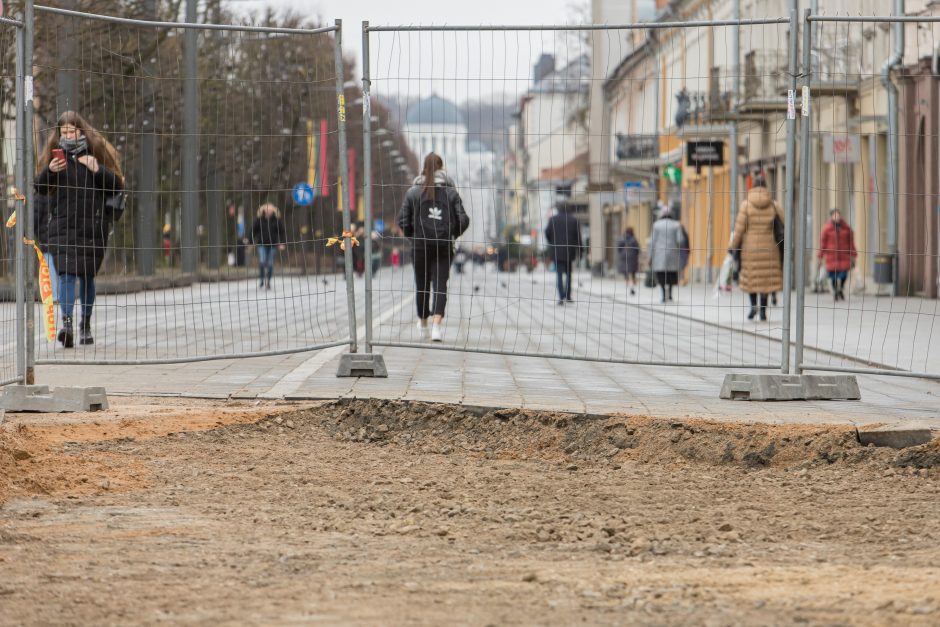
[{"xmin": 326, "ymin": 230, "xmax": 360, "ymax": 252}]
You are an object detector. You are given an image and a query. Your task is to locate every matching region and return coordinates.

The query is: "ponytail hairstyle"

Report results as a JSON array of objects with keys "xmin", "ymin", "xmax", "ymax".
[
  {"xmin": 37, "ymin": 110, "xmax": 124, "ymax": 184},
  {"xmin": 421, "ymin": 152, "xmax": 444, "ymax": 200}
]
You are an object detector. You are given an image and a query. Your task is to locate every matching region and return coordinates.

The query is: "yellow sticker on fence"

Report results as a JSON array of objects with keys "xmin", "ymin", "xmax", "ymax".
[
  {"xmin": 5, "ymin": 210, "xmax": 14, "ymax": 229},
  {"xmin": 337, "ymin": 94, "xmax": 346, "ymax": 123}
]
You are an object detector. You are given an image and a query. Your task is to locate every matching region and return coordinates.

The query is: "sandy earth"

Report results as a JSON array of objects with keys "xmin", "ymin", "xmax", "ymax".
[{"xmin": 1, "ymin": 398, "xmax": 939, "ymax": 626}]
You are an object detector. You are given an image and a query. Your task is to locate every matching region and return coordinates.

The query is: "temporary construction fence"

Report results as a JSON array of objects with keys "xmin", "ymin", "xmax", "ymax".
[
  {"xmin": 794, "ymin": 12, "xmax": 940, "ymax": 381},
  {"xmin": 359, "ymin": 16, "xmax": 801, "ymax": 372},
  {"xmin": 1, "ymin": 3, "xmax": 360, "ymax": 381},
  {"xmin": 2, "ymin": 7, "xmax": 940, "ymax": 389},
  {"xmin": 1, "ymin": 13, "xmax": 26, "ymax": 386}
]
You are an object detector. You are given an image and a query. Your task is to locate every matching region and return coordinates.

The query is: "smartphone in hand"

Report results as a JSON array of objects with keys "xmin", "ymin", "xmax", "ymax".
[{"xmin": 52, "ymin": 148, "xmax": 66, "ymax": 162}]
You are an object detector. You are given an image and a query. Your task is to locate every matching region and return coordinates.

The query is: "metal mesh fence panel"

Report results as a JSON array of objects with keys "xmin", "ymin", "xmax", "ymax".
[
  {"xmin": 1, "ymin": 15, "xmax": 24, "ymax": 386},
  {"xmin": 24, "ymin": 7, "xmax": 355, "ymax": 365},
  {"xmin": 797, "ymin": 13, "xmax": 940, "ymax": 380},
  {"xmin": 362, "ymin": 18, "xmax": 796, "ymax": 369}
]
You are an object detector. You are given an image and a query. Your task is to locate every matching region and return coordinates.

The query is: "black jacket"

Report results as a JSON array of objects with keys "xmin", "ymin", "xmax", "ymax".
[
  {"xmin": 397, "ymin": 173, "xmax": 470, "ymax": 250},
  {"xmin": 617, "ymin": 232, "xmax": 640, "ymax": 274},
  {"xmin": 251, "ymin": 215, "xmax": 287, "ymax": 246},
  {"xmin": 33, "ymin": 192, "xmax": 53, "ymax": 253},
  {"xmin": 545, "ymin": 212, "xmax": 582, "ymax": 263},
  {"xmin": 35, "ymin": 153, "xmax": 124, "ymax": 277}
]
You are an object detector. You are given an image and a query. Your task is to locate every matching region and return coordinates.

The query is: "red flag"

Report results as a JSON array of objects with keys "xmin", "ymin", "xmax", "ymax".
[{"xmin": 319, "ymin": 119, "xmax": 329, "ymax": 197}]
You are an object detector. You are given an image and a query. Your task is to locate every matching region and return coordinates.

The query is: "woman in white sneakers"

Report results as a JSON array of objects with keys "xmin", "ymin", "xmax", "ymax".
[{"xmin": 397, "ymin": 153, "xmax": 470, "ymax": 342}]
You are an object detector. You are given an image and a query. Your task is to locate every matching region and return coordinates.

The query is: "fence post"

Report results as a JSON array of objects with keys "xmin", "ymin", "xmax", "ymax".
[
  {"xmin": 781, "ymin": 7, "xmax": 799, "ymax": 374},
  {"xmin": 14, "ymin": 22, "xmax": 26, "ymax": 385},
  {"xmin": 362, "ymin": 21, "xmax": 374, "ymax": 354},
  {"xmin": 181, "ymin": 0, "xmax": 199, "ymax": 275},
  {"xmin": 334, "ymin": 19, "xmax": 358, "ymax": 354},
  {"xmin": 794, "ymin": 9, "xmax": 813, "ymax": 375},
  {"xmin": 24, "ymin": 0, "xmax": 36, "ymax": 384},
  {"xmin": 335, "ymin": 21, "xmax": 386, "ymax": 377}
]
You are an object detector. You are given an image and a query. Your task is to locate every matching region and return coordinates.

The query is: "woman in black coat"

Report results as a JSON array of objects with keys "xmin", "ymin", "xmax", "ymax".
[
  {"xmin": 250, "ymin": 203, "xmax": 287, "ymax": 289},
  {"xmin": 617, "ymin": 226, "xmax": 641, "ymax": 296},
  {"xmin": 35, "ymin": 111, "xmax": 125, "ymax": 348},
  {"xmin": 397, "ymin": 152, "xmax": 470, "ymax": 342}
]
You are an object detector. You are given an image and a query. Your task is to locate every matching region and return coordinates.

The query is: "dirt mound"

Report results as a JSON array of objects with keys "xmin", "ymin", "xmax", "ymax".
[{"xmin": 274, "ymin": 399, "xmax": 939, "ymax": 470}]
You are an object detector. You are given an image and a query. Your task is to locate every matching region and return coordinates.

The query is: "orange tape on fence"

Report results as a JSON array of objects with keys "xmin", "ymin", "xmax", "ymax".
[
  {"xmin": 23, "ymin": 238, "xmax": 56, "ymax": 343},
  {"xmin": 325, "ymin": 230, "xmax": 359, "ymax": 252}
]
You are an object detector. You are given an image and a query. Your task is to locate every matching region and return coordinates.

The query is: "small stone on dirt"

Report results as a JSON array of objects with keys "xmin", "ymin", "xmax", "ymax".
[
  {"xmin": 12, "ymin": 450, "xmax": 31, "ymax": 461},
  {"xmin": 718, "ymin": 523, "xmax": 733, "ymax": 532},
  {"xmin": 565, "ymin": 464, "xmax": 578, "ymax": 471},
  {"xmin": 522, "ymin": 573, "xmax": 538, "ymax": 583}
]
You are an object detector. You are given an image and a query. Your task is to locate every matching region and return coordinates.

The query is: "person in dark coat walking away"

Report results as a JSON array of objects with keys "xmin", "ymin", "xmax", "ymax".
[
  {"xmin": 617, "ymin": 226, "xmax": 641, "ymax": 296},
  {"xmin": 545, "ymin": 205, "xmax": 582, "ymax": 305},
  {"xmin": 251, "ymin": 203, "xmax": 287, "ymax": 289},
  {"xmin": 818, "ymin": 208, "xmax": 857, "ymax": 301},
  {"xmin": 398, "ymin": 153, "xmax": 470, "ymax": 342},
  {"xmin": 35, "ymin": 110, "xmax": 124, "ymax": 348},
  {"xmin": 648, "ymin": 205, "xmax": 686, "ymax": 303}
]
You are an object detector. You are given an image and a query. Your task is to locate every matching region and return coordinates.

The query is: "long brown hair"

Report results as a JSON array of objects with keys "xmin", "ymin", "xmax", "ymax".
[
  {"xmin": 421, "ymin": 152, "xmax": 443, "ymax": 199},
  {"xmin": 37, "ymin": 110, "xmax": 124, "ymax": 183}
]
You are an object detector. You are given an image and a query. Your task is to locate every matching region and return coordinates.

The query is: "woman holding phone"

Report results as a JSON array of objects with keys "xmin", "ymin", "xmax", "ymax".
[{"xmin": 35, "ymin": 111, "xmax": 125, "ymax": 348}]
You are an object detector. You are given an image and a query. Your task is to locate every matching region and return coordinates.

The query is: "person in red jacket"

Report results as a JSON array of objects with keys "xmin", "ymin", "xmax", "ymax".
[{"xmin": 818, "ymin": 208, "xmax": 857, "ymax": 301}]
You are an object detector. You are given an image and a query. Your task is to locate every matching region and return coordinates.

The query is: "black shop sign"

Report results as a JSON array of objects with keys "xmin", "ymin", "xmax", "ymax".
[{"xmin": 686, "ymin": 141, "xmax": 725, "ymax": 172}]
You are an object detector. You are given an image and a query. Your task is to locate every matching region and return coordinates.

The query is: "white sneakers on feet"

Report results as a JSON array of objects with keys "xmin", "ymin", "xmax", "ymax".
[
  {"xmin": 416, "ymin": 320, "xmax": 429, "ymax": 340},
  {"xmin": 430, "ymin": 323, "xmax": 443, "ymax": 342}
]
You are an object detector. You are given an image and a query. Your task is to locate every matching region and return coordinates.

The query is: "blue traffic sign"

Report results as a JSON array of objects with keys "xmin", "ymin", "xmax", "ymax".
[
  {"xmin": 623, "ymin": 181, "xmax": 644, "ymax": 189},
  {"xmin": 292, "ymin": 182, "xmax": 314, "ymax": 206},
  {"xmin": 374, "ymin": 219, "xmax": 385, "ymax": 233}
]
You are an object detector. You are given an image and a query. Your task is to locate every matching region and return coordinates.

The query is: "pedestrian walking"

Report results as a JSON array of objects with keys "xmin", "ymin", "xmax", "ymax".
[
  {"xmin": 398, "ymin": 152, "xmax": 470, "ymax": 342},
  {"xmin": 251, "ymin": 203, "xmax": 287, "ymax": 289},
  {"xmin": 818, "ymin": 208, "xmax": 857, "ymax": 301},
  {"xmin": 648, "ymin": 205, "xmax": 686, "ymax": 303},
  {"xmin": 616, "ymin": 226, "xmax": 641, "ymax": 296},
  {"xmin": 545, "ymin": 205, "xmax": 582, "ymax": 305},
  {"xmin": 729, "ymin": 175, "xmax": 784, "ymax": 321},
  {"xmin": 35, "ymin": 110, "xmax": 125, "ymax": 348}
]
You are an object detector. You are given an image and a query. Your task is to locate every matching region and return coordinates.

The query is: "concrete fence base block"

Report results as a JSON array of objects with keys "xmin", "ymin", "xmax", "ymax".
[
  {"xmin": 336, "ymin": 354, "xmax": 387, "ymax": 378},
  {"xmin": 0, "ymin": 385, "xmax": 109, "ymax": 413},
  {"xmin": 858, "ymin": 424, "xmax": 934, "ymax": 449},
  {"xmin": 719, "ymin": 374, "xmax": 861, "ymax": 401}
]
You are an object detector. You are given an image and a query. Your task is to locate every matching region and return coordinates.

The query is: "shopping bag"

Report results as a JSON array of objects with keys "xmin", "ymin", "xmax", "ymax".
[{"xmin": 714, "ymin": 253, "xmax": 735, "ymax": 296}]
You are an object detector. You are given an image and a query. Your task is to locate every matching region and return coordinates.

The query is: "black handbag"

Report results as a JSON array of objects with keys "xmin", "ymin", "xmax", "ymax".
[{"xmin": 104, "ymin": 191, "xmax": 127, "ymax": 221}]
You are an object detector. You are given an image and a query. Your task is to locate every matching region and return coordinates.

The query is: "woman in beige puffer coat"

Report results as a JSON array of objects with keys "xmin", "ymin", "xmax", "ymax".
[{"xmin": 729, "ymin": 176, "xmax": 784, "ymax": 321}]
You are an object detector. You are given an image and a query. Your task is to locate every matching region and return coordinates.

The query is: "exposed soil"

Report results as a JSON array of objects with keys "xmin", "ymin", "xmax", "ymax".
[{"xmin": 1, "ymin": 398, "xmax": 939, "ymax": 625}]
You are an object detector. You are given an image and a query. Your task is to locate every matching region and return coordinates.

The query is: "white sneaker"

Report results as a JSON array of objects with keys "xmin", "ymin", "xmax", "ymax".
[
  {"xmin": 430, "ymin": 323, "xmax": 443, "ymax": 342},
  {"xmin": 416, "ymin": 320, "xmax": 429, "ymax": 339}
]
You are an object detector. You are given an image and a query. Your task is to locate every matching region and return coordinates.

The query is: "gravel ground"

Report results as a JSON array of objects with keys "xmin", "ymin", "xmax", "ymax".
[{"xmin": 1, "ymin": 398, "xmax": 939, "ymax": 626}]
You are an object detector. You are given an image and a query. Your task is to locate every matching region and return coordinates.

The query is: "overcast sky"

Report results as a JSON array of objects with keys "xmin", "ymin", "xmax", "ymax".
[{"xmin": 232, "ymin": 0, "xmax": 587, "ymax": 81}]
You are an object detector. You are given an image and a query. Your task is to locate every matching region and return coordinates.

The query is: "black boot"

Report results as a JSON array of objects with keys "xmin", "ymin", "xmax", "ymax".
[
  {"xmin": 57, "ymin": 316, "xmax": 74, "ymax": 348},
  {"xmin": 79, "ymin": 318, "xmax": 94, "ymax": 345},
  {"xmin": 747, "ymin": 307, "xmax": 757, "ymax": 320},
  {"xmin": 759, "ymin": 307, "xmax": 768, "ymax": 321}
]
